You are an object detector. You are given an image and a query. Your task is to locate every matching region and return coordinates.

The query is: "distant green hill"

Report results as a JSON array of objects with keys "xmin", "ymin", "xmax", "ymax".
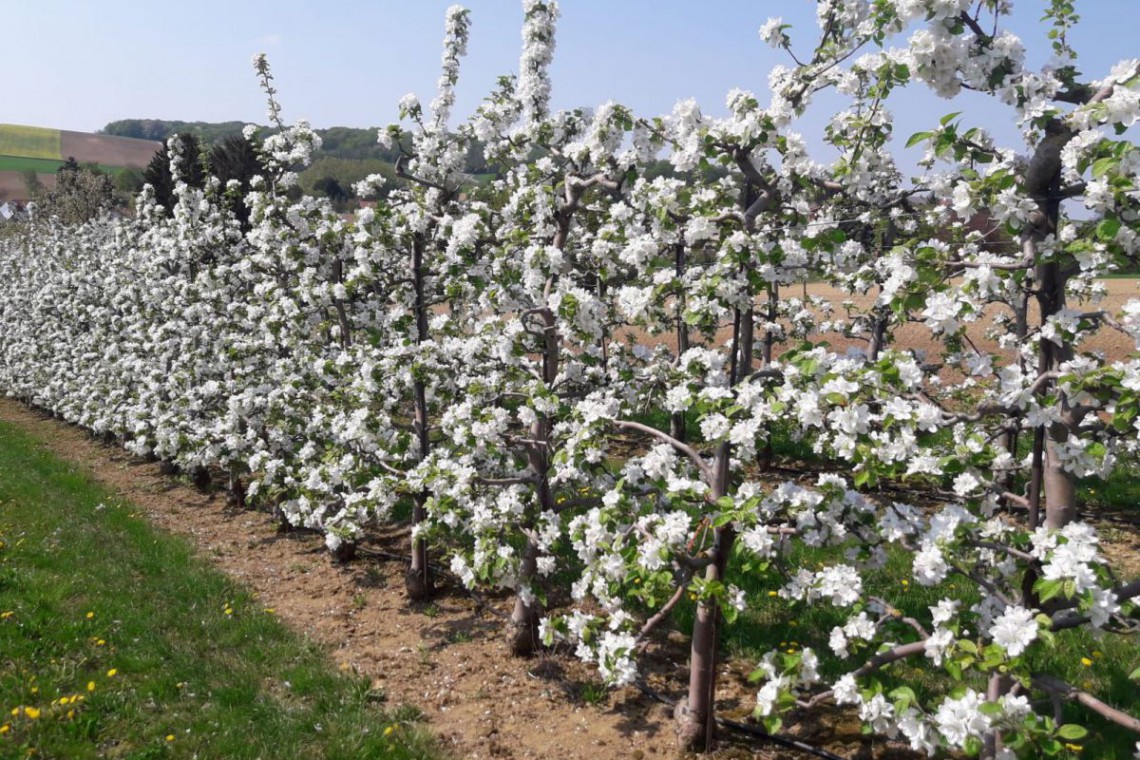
[
  {"xmin": 101, "ymin": 119, "xmax": 403, "ymax": 163},
  {"xmin": 100, "ymin": 119, "xmax": 501, "ymax": 208}
]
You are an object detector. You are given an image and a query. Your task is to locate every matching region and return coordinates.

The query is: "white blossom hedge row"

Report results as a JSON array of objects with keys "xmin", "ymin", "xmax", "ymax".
[{"xmin": 3, "ymin": 1, "xmax": 1140, "ymax": 756}]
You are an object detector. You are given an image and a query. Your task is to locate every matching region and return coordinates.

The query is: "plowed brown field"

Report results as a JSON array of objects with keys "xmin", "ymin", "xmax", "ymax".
[{"xmin": 59, "ymin": 130, "xmax": 159, "ymax": 168}]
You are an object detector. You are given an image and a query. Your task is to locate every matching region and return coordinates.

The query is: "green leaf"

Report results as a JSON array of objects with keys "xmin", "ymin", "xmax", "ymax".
[
  {"xmin": 1056, "ymin": 724, "xmax": 1088, "ymax": 740},
  {"xmin": 711, "ymin": 512, "xmax": 735, "ymax": 529},
  {"xmin": 1097, "ymin": 217, "xmax": 1121, "ymax": 241},
  {"xmin": 889, "ymin": 686, "xmax": 917, "ymax": 710},
  {"xmin": 1091, "ymin": 156, "xmax": 1117, "ymax": 178},
  {"xmin": 1036, "ymin": 578, "xmax": 1065, "ymax": 603},
  {"xmin": 940, "ymin": 111, "xmax": 963, "ymax": 126},
  {"xmin": 906, "ymin": 130, "xmax": 933, "ymax": 148}
]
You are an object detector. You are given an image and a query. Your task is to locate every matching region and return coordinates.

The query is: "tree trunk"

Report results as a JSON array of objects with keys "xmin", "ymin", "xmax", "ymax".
[
  {"xmin": 506, "ymin": 306, "xmax": 560, "ymax": 655},
  {"xmin": 406, "ymin": 233, "xmax": 434, "ymax": 600},
  {"xmin": 506, "ymin": 537, "xmax": 542, "ymax": 656},
  {"xmin": 671, "ymin": 242, "xmax": 689, "ymax": 443},
  {"xmin": 676, "ymin": 445, "xmax": 733, "ymax": 752},
  {"xmin": 736, "ymin": 307, "xmax": 754, "ymax": 385},
  {"xmin": 227, "ymin": 463, "xmax": 246, "ymax": 509},
  {"xmin": 1036, "ymin": 260, "xmax": 1078, "ymax": 529}
]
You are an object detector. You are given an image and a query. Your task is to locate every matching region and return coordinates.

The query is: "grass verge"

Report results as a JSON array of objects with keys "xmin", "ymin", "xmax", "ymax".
[{"xmin": 0, "ymin": 418, "xmax": 444, "ymax": 760}]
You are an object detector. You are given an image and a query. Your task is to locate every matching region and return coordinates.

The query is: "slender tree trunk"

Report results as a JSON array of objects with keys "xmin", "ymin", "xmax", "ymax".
[
  {"xmin": 868, "ymin": 307, "xmax": 889, "ymax": 362},
  {"xmin": 676, "ymin": 445, "xmax": 733, "ymax": 751},
  {"xmin": 407, "ymin": 233, "xmax": 433, "ymax": 600},
  {"xmin": 1036, "ymin": 259, "xmax": 1078, "ymax": 529},
  {"xmin": 997, "ymin": 292, "xmax": 1030, "ymax": 493},
  {"xmin": 993, "ymin": 119, "xmax": 1075, "ymax": 759},
  {"xmin": 757, "ymin": 283, "xmax": 778, "ymax": 469},
  {"xmin": 982, "ymin": 674, "xmax": 1009, "ymax": 759},
  {"xmin": 507, "ymin": 305, "xmax": 560, "ymax": 655},
  {"xmin": 737, "ymin": 307, "xmax": 754, "ymax": 385},
  {"xmin": 671, "ymin": 242, "xmax": 689, "ymax": 443},
  {"xmin": 761, "ymin": 283, "xmax": 777, "ymax": 367}
]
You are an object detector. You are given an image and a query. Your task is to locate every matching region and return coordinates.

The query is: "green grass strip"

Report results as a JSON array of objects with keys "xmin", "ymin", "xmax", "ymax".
[
  {"xmin": 0, "ymin": 156, "xmax": 127, "ymax": 175},
  {"xmin": 0, "ymin": 125, "xmax": 61, "ymax": 161},
  {"xmin": 0, "ymin": 156, "xmax": 64, "ymax": 175},
  {"xmin": 0, "ymin": 418, "xmax": 443, "ymax": 760}
]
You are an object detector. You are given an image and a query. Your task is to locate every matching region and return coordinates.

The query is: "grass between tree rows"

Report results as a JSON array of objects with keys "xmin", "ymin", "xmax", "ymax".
[{"xmin": 0, "ymin": 419, "xmax": 444, "ymax": 760}]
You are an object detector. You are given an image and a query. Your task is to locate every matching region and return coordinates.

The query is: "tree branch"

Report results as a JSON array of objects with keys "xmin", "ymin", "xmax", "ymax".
[
  {"xmin": 1032, "ymin": 674, "xmax": 1140, "ymax": 734},
  {"xmin": 612, "ymin": 419, "xmax": 714, "ymax": 483}
]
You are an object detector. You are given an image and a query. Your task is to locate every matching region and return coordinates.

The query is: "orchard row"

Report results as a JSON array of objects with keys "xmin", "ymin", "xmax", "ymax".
[{"xmin": 2, "ymin": 2, "xmax": 1139, "ymax": 756}]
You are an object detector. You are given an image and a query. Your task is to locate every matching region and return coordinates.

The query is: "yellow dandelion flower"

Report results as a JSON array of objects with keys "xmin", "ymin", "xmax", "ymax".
[
  {"xmin": 263, "ymin": 608, "xmax": 275, "ymax": 615},
  {"xmin": 166, "ymin": 735, "xmax": 175, "ymax": 742},
  {"xmin": 87, "ymin": 682, "xmax": 95, "ymax": 692},
  {"xmin": 383, "ymin": 725, "xmax": 395, "ymax": 736},
  {"xmin": 66, "ymin": 709, "xmax": 74, "ymax": 720},
  {"xmin": 0, "ymin": 611, "xmax": 13, "ymax": 620},
  {"xmin": 106, "ymin": 669, "xmax": 117, "ymax": 677},
  {"xmin": 24, "ymin": 707, "xmax": 40, "ymax": 720},
  {"xmin": 1092, "ymin": 650, "xmax": 1103, "ymax": 660},
  {"xmin": 85, "ymin": 612, "xmax": 94, "ymax": 620},
  {"xmin": 767, "ymin": 591, "xmax": 778, "ymax": 598},
  {"xmin": 1, "ymin": 724, "xmax": 9, "ymax": 734},
  {"xmin": 224, "ymin": 607, "xmax": 233, "ymax": 616},
  {"xmin": 1081, "ymin": 657, "xmax": 1093, "ymax": 667}
]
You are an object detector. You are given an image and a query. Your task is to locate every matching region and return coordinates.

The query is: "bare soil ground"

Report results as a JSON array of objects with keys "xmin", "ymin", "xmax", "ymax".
[
  {"xmin": 801, "ymin": 280, "xmax": 1139, "ymax": 363},
  {"xmin": 59, "ymin": 131, "xmax": 160, "ymax": 168},
  {"xmin": 0, "ymin": 171, "xmax": 54, "ymax": 203},
  {"xmin": 630, "ymin": 280, "xmax": 1140, "ymax": 364}
]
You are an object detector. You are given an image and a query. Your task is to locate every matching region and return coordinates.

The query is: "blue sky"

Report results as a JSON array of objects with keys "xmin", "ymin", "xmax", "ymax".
[{"xmin": 7, "ymin": 0, "xmax": 1139, "ymax": 171}]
